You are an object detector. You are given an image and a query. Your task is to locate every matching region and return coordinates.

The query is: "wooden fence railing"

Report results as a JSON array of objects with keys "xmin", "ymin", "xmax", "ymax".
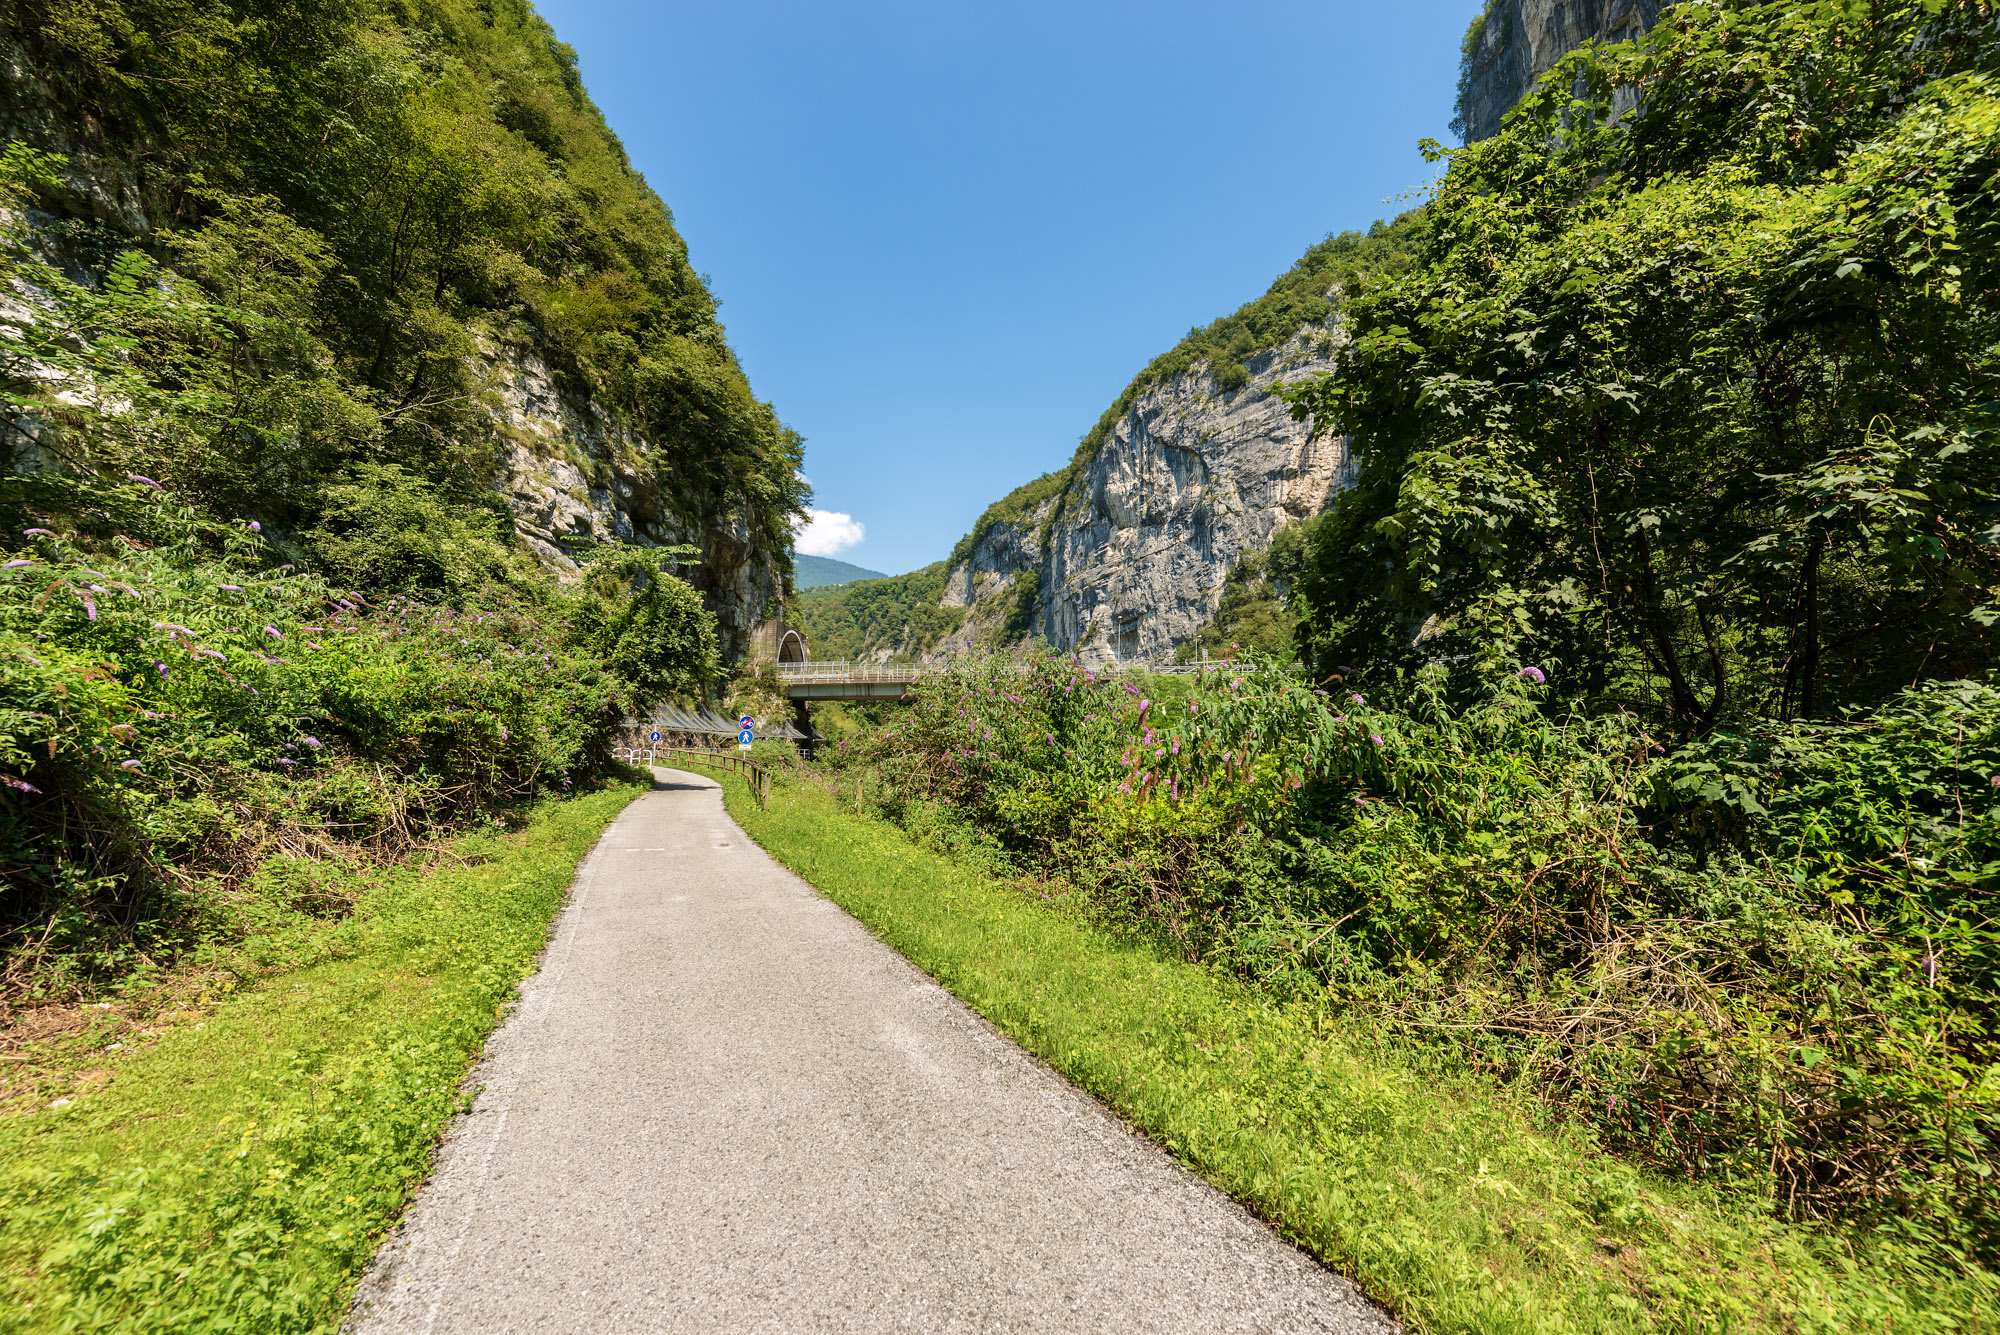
[{"xmin": 615, "ymin": 745, "xmax": 771, "ymax": 809}]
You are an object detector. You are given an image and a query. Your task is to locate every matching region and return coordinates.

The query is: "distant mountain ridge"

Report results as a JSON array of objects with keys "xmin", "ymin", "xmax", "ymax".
[{"xmin": 794, "ymin": 554, "xmax": 889, "ymax": 588}]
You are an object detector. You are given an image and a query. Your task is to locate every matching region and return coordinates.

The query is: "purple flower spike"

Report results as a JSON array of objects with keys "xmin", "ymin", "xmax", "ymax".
[
  {"xmin": 300, "ymin": 736, "xmax": 322, "ymax": 749},
  {"xmin": 127, "ymin": 474, "xmax": 164, "ymax": 491},
  {"xmin": 2, "ymin": 560, "xmax": 31, "ymax": 569},
  {"xmin": 77, "ymin": 591, "xmax": 96, "ymax": 621},
  {"xmin": 119, "ymin": 759, "xmax": 142, "ymax": 770},
  {"xmin": 1370, "ymin": 733, "xmax": 1384, "ymax": 746},
  {"xmin": 248, "ymin": 521, "xmax": 261, "ymax": 533},
  {"xmin": 22, "ymin": 528, "xmax": 53, "ymax": 537},
  {"xmin": 219, "ymin": 584, "xmax": 242, "ymax": 592},
  {"xmin": 153, "ymin": 661, "xmax": 168, "ymax": 677},
  {"xmin": 3, "ymin": 776, "xmax": 38, "ymax": 793},
  {"xmin": 275, "ymin": 757, "xmax": 296, "ymax": 767},
  {"xmin": 1519, "ymin": 666, "xmax": 1547, "ymax": 685},
  {"xmin": 264, "ymin": 625, "xmax": 283, "ymax": 639}
]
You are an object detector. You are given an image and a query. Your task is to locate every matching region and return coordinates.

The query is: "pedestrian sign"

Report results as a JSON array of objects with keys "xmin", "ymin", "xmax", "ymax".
[
  {"xmin": 649, "ymin": 730, "xmax": 660, "ymax": 742},
  {"xmin": 738, "ymin": 725, "xmax": 753, "ymax": 751}
]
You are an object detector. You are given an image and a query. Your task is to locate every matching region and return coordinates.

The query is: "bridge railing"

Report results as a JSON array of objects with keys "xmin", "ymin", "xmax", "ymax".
[{"xmin": 774, "ymin": 661, "xmax": 922, "ymax": 683}]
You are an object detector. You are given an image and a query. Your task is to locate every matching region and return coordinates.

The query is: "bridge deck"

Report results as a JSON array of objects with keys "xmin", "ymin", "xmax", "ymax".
[{"xmin": 777, "ymin": 661, "xmax": 920, "ymax": 700}]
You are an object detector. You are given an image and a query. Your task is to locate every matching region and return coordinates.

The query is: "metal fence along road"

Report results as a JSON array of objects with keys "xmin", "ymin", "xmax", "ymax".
[{"xmin": 615, "ymin": 745, "xmax": 772, "ymax": 808}]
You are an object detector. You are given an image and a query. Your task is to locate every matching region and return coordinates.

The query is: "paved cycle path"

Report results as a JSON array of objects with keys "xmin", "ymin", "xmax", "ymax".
[{"xmin": 348, "ymin": 770, "xmax": 1394, "ymax": 1334}]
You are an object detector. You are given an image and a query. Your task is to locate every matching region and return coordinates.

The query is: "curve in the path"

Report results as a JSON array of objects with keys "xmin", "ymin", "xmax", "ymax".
[{"xmin": 347, "ymin": 769, "xmax": 1395, "ymax": 1334}]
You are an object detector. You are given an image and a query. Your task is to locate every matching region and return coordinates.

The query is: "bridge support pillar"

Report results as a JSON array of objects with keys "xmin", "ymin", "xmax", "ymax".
[{"xmin": 791, "ymin": 698, "xmax": 819, "ymax": 760}]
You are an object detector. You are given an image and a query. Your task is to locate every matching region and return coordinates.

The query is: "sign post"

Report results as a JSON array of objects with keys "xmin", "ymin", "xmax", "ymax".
[{"xmin": 738, "ymin": 716, "xmax": 754, "ymax": 752}]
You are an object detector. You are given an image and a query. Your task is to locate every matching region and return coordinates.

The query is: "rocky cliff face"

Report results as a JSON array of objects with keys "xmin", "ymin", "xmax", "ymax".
[
  {"xmin": 1460, "ymin": 0, "xmax": 1666, "ymax": 143},
  {"xmin": 934, "ymin": 330, "xmax": 1351, "ymax": 665},
  {"xmin": 487, "ymin": 350, "xmax": 782, "ymax": 663},
  {"xmin": 0, "ymin": 15, "xmax": 790, "ymax": 666}
]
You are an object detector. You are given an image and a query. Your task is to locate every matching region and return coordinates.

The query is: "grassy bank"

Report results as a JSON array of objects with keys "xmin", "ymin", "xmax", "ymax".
[
  {"xmin": 0, "ymin": 780, "xmax": 643, "ymax": 1334},
  {"xmin": 697, "ymin": 762, "xmax": 1996, "ymax": 1335}
]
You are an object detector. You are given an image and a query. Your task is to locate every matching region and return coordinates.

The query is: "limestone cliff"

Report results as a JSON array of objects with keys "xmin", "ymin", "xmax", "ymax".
[
  {"xmin": 1458, "ymin": 0, "xmax": 1667, "ymax": 143},
  {"xmin": 933, "ymin": 329, "xmax": 1351, "ymax": 666},
  {"xmin": 487, "ymin": 349, "xmax": 784, "ymax": 663},
  {"xmin": 0, "ymin": 2, "xmax": 796, "ymax": 665}
]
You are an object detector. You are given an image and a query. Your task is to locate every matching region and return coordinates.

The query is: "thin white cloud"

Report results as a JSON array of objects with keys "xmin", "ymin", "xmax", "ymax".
[{"xmin": 794, "ymin": 509, "xmax": 865, "ymax": 557}]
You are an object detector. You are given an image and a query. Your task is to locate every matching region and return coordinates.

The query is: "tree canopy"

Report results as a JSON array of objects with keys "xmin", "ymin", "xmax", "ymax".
[{"xmin": 1284, "ymin": 0, "xmax": 2000, "ymax": 736}]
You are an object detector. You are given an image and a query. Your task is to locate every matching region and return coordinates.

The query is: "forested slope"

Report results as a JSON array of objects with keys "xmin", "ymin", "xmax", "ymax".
[
  {"xmin": 1, "ymin": 0, "xmax": 804, "ymax": 638},
  {"xmin": 0, "ymin": 1, "xmax": 789, "ymax": 1006}
]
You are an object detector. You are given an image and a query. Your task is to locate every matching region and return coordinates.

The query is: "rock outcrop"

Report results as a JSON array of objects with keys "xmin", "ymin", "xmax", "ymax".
[
  {"xmin": 0, "ymin": 20, "xmax": 789, "ymax": 666},
  {"xmin": 1459, "ymin": 0, "xmax": 1667, "ymax": 143},
  {"xmin": 486, "ymin": 348, "xmax": 782, "ymax": 662},
  {"xmin": 934, "ymin": 330, "xmax": 1351, "ymax": 665}
]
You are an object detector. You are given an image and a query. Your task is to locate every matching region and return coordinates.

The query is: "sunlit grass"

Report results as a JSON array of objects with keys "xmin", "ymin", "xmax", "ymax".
[
  {"xmin": 699, "ymin": 761, "xmax": 1996, "ymax": 1335},
  {"xmin": 0, "ymin": 781, "xmax": 644, "ymax": 1334}
]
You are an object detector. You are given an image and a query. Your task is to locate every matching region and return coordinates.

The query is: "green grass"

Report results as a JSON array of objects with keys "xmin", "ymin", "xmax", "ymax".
[
  {"xmin": 0, "ymin": 780, "xmax": 645, "ymax": 1334},
  {"xmin": 694, "ymin": 762, "xmax": 1997, "ymax": 1335}
]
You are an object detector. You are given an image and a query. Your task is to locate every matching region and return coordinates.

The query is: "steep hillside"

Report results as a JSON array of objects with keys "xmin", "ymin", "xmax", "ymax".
[
  {"xmin": 0, "ymin": 0, "xmax": 803, "ymax": 657},
  {"xmin": 803, "ymin": 219, "xmax": 1416, "ymax": 666},
  {"xmin": 792, "ymin": 563, "xmax": 965, "ymax": 662},
  {"xmin": 1454, "ymin": 0, "xmax": 1667, "ymax": 142},
  {"xmin": 794, "ymin": 554, "xmax": 888, "ymax": 589}
]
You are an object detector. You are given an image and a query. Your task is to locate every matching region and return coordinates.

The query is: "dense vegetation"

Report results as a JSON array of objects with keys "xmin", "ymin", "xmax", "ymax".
[
  {"xmin": 790, "ymin": 561, "xmax": 965, "ymax": 662},
  {"xmin": 1286, "ymin": 0, "xmax": 2000, "ymax": 734},
  {"xmin": 724, "ymin": 768, "xmax": 1996, "ymax": 1334},
  {"xmin": 1, "ymin": 0, "xmax": 805, "ymax": 616},
  {"xmin": 0, "ymin": 3, "xmax": 759, "ymax": 1004},
  {"xmin": 800, "ymin": 0, "xmax": 2000, "ymax": 1278},
  {"xmin": 0, "ymin": 469, "xmax": 713, "ymax": 1002}
]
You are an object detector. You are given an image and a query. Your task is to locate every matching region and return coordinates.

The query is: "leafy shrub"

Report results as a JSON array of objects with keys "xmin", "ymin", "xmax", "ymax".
[
  {"xmin": 0, "ymin": 473, "xmax": 713, "ymax": 1000},
  {"xmin": 819, "ymin": 652, "xmax": 2000, "ymax": 1257}
]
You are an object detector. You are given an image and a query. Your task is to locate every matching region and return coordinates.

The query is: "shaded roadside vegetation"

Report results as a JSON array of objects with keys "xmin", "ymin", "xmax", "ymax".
[
  {"xmin": 0, "ymin": 0, "xmax": 774, "ymax": 1013},
  {"xmin": 0, "ymin": 471, "xmax": 712, "ymax": 1010},
  {"xmin": 716, "ymin": 767, "xmax": 1996, "ymax": 1335},
  {"xmin": 798, "ymin": 0, "xmax": 2000, "ymax": 1292}
]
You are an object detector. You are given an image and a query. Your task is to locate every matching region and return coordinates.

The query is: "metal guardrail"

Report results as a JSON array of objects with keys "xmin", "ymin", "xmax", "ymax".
[
  {"xmin": 773, "ymin": 660, "xmax": 921, "ymax": 684},
  {"xmin": 616, "ymin": 745, "xmax": 771, "ymax": 809},
  {"xmin": 774, "ymin": 658, "xmax": 1223, "ymax": 682}
]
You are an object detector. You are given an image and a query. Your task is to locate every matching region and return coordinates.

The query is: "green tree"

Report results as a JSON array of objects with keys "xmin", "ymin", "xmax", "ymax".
[{"xmin": 1283, "ymin": 1, "xmax": 2000, "ymax": 734}]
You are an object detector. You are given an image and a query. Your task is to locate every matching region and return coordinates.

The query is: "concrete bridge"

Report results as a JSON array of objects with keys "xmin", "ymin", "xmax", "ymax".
[{"xmin": 776, "ymin": 660, "xmax": 921, "ymax": 700}]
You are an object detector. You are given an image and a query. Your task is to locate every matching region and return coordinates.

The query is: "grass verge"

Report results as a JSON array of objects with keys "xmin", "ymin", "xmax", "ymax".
[
  {"xmin": 692, "ymin": 761, "xmax": 1997, "ymax": 1335},
  {"xmin": 0, "ymin": 779, "xmax": 645, "ymax": 1334}
]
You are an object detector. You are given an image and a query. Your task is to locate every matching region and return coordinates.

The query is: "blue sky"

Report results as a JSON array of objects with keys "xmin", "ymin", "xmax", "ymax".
[{"xmin": 534, "ymin": 0, "xmax": 1473, "ymax": 576}]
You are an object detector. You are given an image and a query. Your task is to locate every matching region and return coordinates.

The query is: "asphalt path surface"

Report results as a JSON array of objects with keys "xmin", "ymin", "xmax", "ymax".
[{"xmin": 347, "ymin": 769, "xmax": 1395, "ymax": 1334}]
